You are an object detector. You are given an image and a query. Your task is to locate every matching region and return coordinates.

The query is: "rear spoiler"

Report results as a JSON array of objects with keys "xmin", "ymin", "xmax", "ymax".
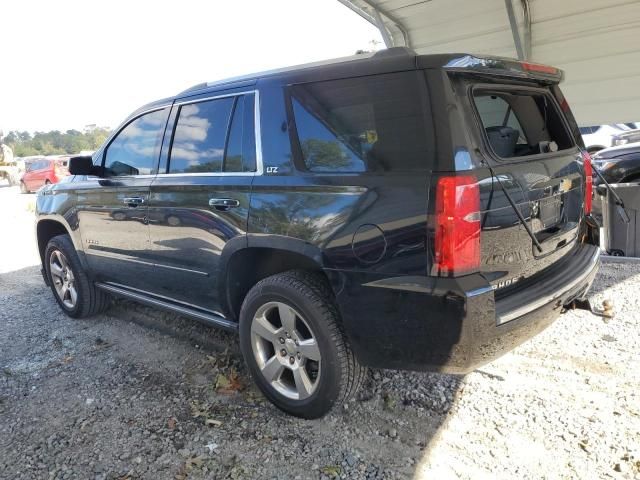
[{"xmin": 442, "ymin": 55, "xmax": 564, "ymax": 84}]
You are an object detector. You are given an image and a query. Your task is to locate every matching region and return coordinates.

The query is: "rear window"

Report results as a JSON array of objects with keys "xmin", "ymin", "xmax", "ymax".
[
  {"xmin": 288, "ymin": 71, "xmax": 434, "ymax": 173},
  {"xmin": 473, "ymin": 89, "xmax": 574, "ymax": 159}
]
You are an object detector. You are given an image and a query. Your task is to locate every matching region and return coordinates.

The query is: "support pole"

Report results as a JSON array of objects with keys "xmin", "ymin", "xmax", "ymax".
[
  {"xmin": 504, "ymin": 0, "xmax": 525, "ymax": 60},
  {"xmin": 373, "ymin": 8, "xmax": 394, "ymax": 48}
]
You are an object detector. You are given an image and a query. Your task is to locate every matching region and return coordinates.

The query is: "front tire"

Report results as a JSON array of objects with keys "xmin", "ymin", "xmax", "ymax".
[
  {"xmin": 239, "ymin": 270, "xmax": 365, "ymax": 418},
  {"xmin": 44, "ymin": 234, "xmax": 110, "ymax": 318},
  {"xmin": 20, "ymin": 181, "xmax": 28, "ymax": 194}
]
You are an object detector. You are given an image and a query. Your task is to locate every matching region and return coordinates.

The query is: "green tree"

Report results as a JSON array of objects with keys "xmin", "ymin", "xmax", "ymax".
[{"xmin": 3, "ymin": 127, "xmax": 112, "ymax": 156}]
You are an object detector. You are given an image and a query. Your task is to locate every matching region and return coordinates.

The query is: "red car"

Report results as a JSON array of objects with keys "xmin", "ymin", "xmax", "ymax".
[{"xmin": 20, "ymin": 156, "xmax": 70, "ymax": 193}]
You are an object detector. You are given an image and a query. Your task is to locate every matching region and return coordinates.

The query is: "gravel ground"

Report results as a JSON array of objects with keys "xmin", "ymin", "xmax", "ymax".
[{"xmin": 1, "ymin": 185, "xmax": 639, "ymax": 480}]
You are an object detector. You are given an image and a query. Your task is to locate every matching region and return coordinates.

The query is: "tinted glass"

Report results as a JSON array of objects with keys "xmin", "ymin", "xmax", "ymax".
[
  {"xmin": 225, "ymin": 94, "xmax": 256, "ymax": 173},
  {"xmin": 473, "ymin": 90, "xmax": 574, "ymax": 159},
  {"xmin": 169, "ymin": 97, "xmax": 234, "ymax": 174},
  {"xmin": 242, "ymin": 94, "xmax": 257, "ymax": 172},
  {"xmin": 290, "ymin": 71, "xmax": 433, "ymax": 173},
  {"xmin": 104, "ymin": 109, "xmax": 168, "ymax": 176}
]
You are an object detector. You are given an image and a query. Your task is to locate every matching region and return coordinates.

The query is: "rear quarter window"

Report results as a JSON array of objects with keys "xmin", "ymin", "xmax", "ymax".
[
  {"xmin": 288, "ymin": 71, "xmax": 434, "ymax": 173},
  {"xmin": 472, "ymin": 88, "xmax": 575, "ymax": 160}
]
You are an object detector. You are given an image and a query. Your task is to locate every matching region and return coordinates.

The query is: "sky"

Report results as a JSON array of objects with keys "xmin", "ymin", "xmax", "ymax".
[{"xmin": 0, "ymin": 0, "xmax": 382, "ymax": 133}]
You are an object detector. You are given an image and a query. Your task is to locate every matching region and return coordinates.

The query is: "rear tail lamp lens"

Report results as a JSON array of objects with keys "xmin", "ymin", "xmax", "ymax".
[
  {"xmin": 521, "ymin": 62, "xmax": 558, "ymax": 75},
  {"xmin": 581, "ymin": 151, "xmax": 593, "ymax": 215},
  {"xmin": 434, "ymin": 175, "xmax": 481, "ymax": 276}
]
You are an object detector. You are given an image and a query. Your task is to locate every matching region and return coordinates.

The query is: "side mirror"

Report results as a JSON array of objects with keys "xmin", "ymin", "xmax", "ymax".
[{"xmin": 68, "ymin": 155, "xmax": 95, "ymax": 175}]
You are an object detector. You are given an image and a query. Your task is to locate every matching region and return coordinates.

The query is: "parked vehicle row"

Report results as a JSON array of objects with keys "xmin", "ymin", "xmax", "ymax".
[
  {"xmin": 611, "ymin": 127, "xmax": 640, "ymax": 147},
  {"xmin": 19, "ymin": 155, "xmax": 72, "ymax": 193},
  {"xmin": 580, "ymin": 123, "xmax": 640, "ymax": 153},
  {"xmin": 36, "ymin": 48, "xmax": 600, "ymax": 418}
]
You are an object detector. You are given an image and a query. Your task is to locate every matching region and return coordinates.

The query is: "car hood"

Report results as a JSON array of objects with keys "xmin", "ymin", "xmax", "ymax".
[{"xmin": 592, "ymin": 142, "xmax": 640, "ymax": 159}]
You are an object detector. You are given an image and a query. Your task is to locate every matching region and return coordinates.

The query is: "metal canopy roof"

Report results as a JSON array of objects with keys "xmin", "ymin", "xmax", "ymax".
[{"xmin": 338, "ymin": 0, "xmax": 640, "ymax": 125}]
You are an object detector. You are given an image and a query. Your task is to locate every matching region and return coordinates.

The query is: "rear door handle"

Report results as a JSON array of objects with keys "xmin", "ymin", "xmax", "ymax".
[
  {"xmin": 209, "ymin": 198, "xmax": 240, "ymax": 210},
  {"xmin": 123, "ymin": 196, "xmax": 145, "ymax": 207}
]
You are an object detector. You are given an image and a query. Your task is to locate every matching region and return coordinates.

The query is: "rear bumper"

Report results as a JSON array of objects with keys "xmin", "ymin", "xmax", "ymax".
[
  {"xmin": 329, "ymin": 243, "xmax": 600, "ymax": 374},
  {"xmin": 495, "ymin": 244, "xmax": 600, "ymax": 324}
]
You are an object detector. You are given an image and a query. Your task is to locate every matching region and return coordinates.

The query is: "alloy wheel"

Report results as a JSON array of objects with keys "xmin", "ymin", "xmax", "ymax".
[
  {"xmin": 49, "ymin": 250, "xmax": 78, "ymax": 309},
  {"xmin": 250, "ymin": 301, "xmax": 321, "ymax": 400}
]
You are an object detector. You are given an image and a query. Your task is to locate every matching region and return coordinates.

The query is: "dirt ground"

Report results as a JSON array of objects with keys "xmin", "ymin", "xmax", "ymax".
[{"xmin": 1, "ymin": 184, "xmax": 639, "ymax": 480}]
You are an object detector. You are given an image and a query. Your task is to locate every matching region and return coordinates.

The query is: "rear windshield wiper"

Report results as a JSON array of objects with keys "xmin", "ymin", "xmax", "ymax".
[
  {"xmin": 592, "ymin": 167, "xmax": 630, "ymax": 224},
  {"xmin": 491, "ymin": 171, "xmax": 544, "ymax": 253}
]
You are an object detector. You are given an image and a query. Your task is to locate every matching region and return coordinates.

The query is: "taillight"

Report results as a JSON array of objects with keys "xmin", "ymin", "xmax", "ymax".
[
  {"xmin": 581, "ymin": 151, "xmax": 593, "ymax": 215},
  {"xmin": 521, "ymin": 61, "xmax": 558, "ymax": 75},
  {"xmin": 434, "ymin": 175, "xmax": 481, "ymax": 276}
]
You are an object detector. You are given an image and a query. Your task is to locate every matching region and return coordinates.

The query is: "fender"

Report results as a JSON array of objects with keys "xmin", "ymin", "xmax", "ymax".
[
  {"xmin": 36, "ymin": 190, "xmax": 91, "ymax": 274},
  {"xmin": 217, "ymin": 234, "xmax": 328, "ymax": 319}
]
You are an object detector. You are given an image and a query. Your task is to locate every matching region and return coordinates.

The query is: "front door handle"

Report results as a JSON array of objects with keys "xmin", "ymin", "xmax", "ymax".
[
  {"xmin": 123, "ymin": 196, "xmax": 145, "ymax": 207},
  {"xmin": 209, "ymin": 198, "xmax": 240, "ymax": 210}
]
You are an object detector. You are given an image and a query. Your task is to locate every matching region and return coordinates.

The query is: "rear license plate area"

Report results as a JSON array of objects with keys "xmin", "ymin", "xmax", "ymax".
[{"xmin": 538, "ymin": 196, "xmax": 562, "ymax": 229}]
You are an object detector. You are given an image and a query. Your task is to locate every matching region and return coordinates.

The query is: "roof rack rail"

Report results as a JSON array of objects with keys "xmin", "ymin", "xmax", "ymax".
[
  {"xmin": 178, "ymin": 82, "xmax": 208, "ymax": 95},
  {"xmin": 372, "ymin": 47, "xmax": 416, "ymax": 58}
]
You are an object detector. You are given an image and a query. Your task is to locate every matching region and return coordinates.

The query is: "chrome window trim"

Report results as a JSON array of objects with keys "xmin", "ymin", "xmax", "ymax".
[{"xmin": 163, "ymin": 89, "xmax": 263, "ymax": 178}]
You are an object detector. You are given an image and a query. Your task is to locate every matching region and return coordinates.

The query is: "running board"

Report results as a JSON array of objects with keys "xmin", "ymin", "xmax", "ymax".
[{"xmin": 95, "ymin": 282, "xmax": 238, "ymax": 332}]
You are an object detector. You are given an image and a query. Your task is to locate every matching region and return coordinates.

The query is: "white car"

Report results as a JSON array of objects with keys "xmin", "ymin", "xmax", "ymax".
[{"xmin": 580, "ymin": 124, "xmax": 633, "ymax": 153}]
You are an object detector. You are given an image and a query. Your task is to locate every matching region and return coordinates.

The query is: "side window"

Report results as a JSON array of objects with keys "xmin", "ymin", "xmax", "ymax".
[
  {"xmin": 169, "ymin": 98, "xmax": 234, "ymax": 174},
  {"xmin": 224, "ymin": 94, "xmax": 257, "ymax": 172},
  {"xmin": 168, "ymin": 94, "xmax": 256, "ymax": 174},
  {"xmin": 289, "ymin": 71, "xmax": 434, "ymax": 173},
  {"xmin": 104, "ymin": 108, "xmax": 168, "ymax": 176},
  {"xmin": 291, "ymin": 97, "xmax": 366, "ymax": 173}
]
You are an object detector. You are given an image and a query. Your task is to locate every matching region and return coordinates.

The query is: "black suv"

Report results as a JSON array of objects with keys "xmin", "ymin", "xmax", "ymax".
[{"xmin": 36, "ymin": 48, "xmax": 600, "ymax": 418}]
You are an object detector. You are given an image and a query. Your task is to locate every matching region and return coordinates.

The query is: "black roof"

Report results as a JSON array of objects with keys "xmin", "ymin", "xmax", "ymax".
[
  {"xmin": 130, "ymin": 48, "xmax": 562, "ymax": 117},
  {"xmin": 176, "ymin": 47, "xmax": 562, "ymax": 100},
  {"xmin": 177, "ymin": 48, "xmax": 419, "ymax": 97}
]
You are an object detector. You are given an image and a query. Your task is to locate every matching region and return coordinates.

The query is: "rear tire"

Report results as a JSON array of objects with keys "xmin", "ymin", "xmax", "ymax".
[
  {"xmin": 44, "ymin": 234, "xmax": 110, "ymax": 318},
  {"xmin": 239, "ymin": 270, "xmax": 366, "ymax": 418}
]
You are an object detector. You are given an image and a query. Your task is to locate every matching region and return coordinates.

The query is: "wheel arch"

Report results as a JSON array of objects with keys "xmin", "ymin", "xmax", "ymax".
[
  {"xmin": 36, "ymin": 218, "xmax": 82, "ymax": 268},
  {"xmin": 221, "ymin": 241, "xmax": 333, "ymax": 322}
]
